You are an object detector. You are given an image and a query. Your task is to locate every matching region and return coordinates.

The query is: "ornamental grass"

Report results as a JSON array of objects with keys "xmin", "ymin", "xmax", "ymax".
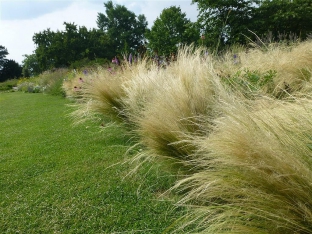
[
  {"xmin": 122, "ymin": 46, "xmax": 230, "ymax": 166},
  {"xmin": 216, "ymin": 40, "xmax": 312, "ymax": 98},
  {"xmin": 69, "ymin": 65, "xmax": 129, "ymax": 124},
  {"xmin": 70, "ymin": 41, "xmax": 312, "ymax": 233},
  {"xmin": 171, "ymin": 97, "xmax": 312, "ymax": 233}
]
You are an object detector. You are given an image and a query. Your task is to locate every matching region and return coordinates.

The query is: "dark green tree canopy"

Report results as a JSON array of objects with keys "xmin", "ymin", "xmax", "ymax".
[
  {"xmin": 194, "ymin": 0, "xmax": 258, "ymax": 50},
  {"xmin": 22, "ymin": 54, "xmax": 41, "ymax": 77},
  {"xmin": 146, "ymin": 6, "xmax": 200, "ymax": 57},
  {"xmin": 0, "ymin": 45, "xmax": 9, "ymax": 70},
  {"xmin": 97, "ymin": 1, "xmax": 148, "ymax": 54},
  {"xmin": 33, "ymin": 22, "xmax": 113, "ymax": 71},
  {"xmin": 193, "ymin": 0, "xmax": 312, "ymax": 50},
  {"xmin": 0, "ymin": 46, "xmax": 21, "ymax": 82},
  {"xmin": 0, "ymin": 59, "xmax": 22, "ymax": 82},
  {"xmin": 251, "ymin": 0, "xmax": 312, "ymax": 41}
]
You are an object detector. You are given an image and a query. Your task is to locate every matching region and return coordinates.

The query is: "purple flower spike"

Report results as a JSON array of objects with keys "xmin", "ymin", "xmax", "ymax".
[{"xmin": 129, "ymin": 53, "xmax": 132, "ymax": 65}]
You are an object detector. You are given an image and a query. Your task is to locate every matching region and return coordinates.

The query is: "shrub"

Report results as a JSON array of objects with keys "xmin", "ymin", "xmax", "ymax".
[
  {"xmin": 0, "ymin": 79, "xmax": 18, "ymax": 92},
  {"xmin": 69, "ymin": 58, "xmax": 110, "ymax": 70},
  {"xmin": 16, "ymin": 69, "xmax": 70, "ymax": 95},
  {"xmin": 222, "ymin": 69, "xmax": 276, "ymax": 98},
  {"xmin": 16, "ymin": 77, "xmax": 42, "ymax": 93}
]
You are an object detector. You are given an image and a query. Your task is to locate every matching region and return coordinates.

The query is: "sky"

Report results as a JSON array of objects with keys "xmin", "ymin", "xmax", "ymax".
[{"xmin": 0, "ymin": 0, "xmax": 198, "ymax": 64}]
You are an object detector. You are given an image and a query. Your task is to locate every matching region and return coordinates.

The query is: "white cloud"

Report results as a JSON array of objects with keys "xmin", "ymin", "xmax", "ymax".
[{"xmin": 0, "ymin": 0, "xmax": 198, "ymax": 64}]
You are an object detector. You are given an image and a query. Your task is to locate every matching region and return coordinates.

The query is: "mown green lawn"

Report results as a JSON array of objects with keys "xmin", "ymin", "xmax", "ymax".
[{"xmin": 0, "ymin": 92, "xmax": 184, "ymax": 233}]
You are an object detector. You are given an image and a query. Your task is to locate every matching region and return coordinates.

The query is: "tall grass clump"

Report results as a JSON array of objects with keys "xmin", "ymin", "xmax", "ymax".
[
  {"xmin": 39, "ymin": 68, "xmax": 69, "ymax": 96},
  {"xmin": 62, "ymin": 70, "xmax": 86, "ymax": 99},
  {"xmin": 216, "ymin": 40, "xmax": 312, "ymax": 97},
  {"xmin": 122, "ymin": 46, "xmax": 231, "ymax": 167},
  {"xmin": 17, "ymin": 77, "xmax": 42, "ymax": 93},
  {"xmin": 171, "ymin": 97, "xmax": 312, "ymax": 233},
  {"xmin": 69, "ymin": 65, "xmax": 131, "ymax": 124}
]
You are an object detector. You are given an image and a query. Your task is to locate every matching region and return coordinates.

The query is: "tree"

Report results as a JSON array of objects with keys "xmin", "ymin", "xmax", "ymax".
[
  {"xmin": 252, "ymin": 0, "xmax": 312, "ymax": 42},
  {"xmin": 0, "ymin": 59, "xmax": 22, "ymax": 82},
  {"xmin": 33, "ymin": 28, "xmax": 56, "ymax": 71},
  {"xmin": 97, "ymin": 1, "xmax": 148, "ymax": 54},
  {"xmin": 193, "ymin": 0, "xmax": 312, "ymax": 50},
  {"xmin": 0, "ymin": 46, "xmax": 21, "ymax": 82},
  {"xmin": 33, "ymin": 22, "xmax": 113, "ymax": 71},
  {"xmin": 146, "ymin": 6, "xmax": 200, "ymax": 57},
  {"xmin": 0, "ymin": 45, "xmax": 9, "ymax": 70},
  {"xmin": 22, "ymin": 54, "xmax": 41, "ymax": 77},
  {"xmin": 193, "ymin": 0, "xmax": 258, "ymax": 51}
]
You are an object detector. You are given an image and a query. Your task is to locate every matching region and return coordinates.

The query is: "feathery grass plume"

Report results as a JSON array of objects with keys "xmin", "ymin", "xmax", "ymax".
[
  {"xmin": 217, "ymin": 40, "xmax": 312, "ymax": 98},
  {"xmin": 70, "ymin": 66, "xmax": 130, "ymax": 125},
  {"xmin": 121, "ymin": 59, "xmax": 166, "ymax": 121},
  {"xmin": 123, "ymin": 46, "xmax": 231, "ymax": 167},
  {"xmin": 171, "ymin": 97, "xmax": 312, "ymax": 233}
]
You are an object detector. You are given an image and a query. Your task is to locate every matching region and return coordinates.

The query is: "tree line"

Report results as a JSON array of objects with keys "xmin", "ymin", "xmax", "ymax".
[{"xmin": 1, "ymin": 0, "xmax": 311, "ymax": 82}]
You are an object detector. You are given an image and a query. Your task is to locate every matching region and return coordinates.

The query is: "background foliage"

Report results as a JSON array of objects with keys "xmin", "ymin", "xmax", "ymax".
[
  {"xmin": 1, "ymin": 0, "xmax": 312, "ymax": 82},
  {"xmin": 32, "ymin": 22, "xmax": 113, "ymax": 71},
  {"xmin": 97, "ymin": 0, "xmax": 148, "ymax": 55},
  {"xmin": 146, "ymin": 6, "xmax": 199, "ymax": 57}
]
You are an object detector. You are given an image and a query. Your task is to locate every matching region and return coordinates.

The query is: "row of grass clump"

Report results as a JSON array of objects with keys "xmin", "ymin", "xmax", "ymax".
[
  {"xmin": 6, "ymin": 40, "xmax": 309, "ymax": 233},
  {"xmin": 64, "ymin": 40, "xmax": 312, "ymax": 233}
]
